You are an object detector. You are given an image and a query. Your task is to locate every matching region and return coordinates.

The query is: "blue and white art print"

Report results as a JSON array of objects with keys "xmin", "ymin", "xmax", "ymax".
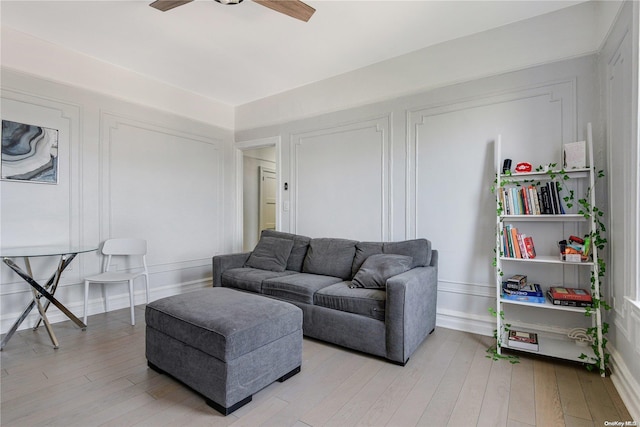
[{"xmin": 1, "ymin": 120, "xmax": 59, "ymax": 184}]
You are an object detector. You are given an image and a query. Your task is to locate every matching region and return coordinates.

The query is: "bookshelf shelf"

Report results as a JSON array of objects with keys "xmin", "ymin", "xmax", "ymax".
[
  {"xmin": 501, "ymin": 331, "xmax": 597, "ymax": 363},
  {"xmin": 500, "ymin": 297, "xmax": 590, "ymax": 313},
  {"xmin": 501, "ymin": 168, "xmax": 590, "ymax": 181},
  {"xmin": 493, "ymin": 123, "xmax": 605, "ymax": 376},
  {"xmin": 500, "ymin": 255, "xmax": 594, "ymax": 266},
  {"xmin": 500, "ymin": 214, "xmax": 587, "ymax": 222}
]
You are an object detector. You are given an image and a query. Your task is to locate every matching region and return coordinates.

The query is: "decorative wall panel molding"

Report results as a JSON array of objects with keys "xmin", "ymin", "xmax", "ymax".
[
  {"xmin": 406, "ymin": 79, "xmax": 576, "ymax": 292},
  {"xmin": 0, "ymin": 88, "xmax": 83, "ymax": 288},
  {"xmin": 290, "ymin": 115, "xmax": 392, "ymax": 240},
  {"xmin": 99, "ymin": 112, "xmax": 225, "ymax": 273}
]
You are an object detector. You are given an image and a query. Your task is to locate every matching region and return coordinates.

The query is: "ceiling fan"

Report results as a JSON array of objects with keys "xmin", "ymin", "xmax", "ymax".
[{"xmin": 149, "ymin": 0, "xmax": 315, "ymax": 22}]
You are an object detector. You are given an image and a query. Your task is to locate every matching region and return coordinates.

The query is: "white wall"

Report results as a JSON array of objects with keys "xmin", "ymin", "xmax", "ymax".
[
  {"xmin": 599, "ymin": 1, "xmax": 640, "ymax": 419},
  {"xmin": 0, "ymin": 68, "xmax": 235, "ymax": 333}
]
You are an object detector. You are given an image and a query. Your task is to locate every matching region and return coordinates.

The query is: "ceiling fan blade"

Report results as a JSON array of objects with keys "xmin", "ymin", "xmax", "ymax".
[
  {"xmin": 149, "ymin": 0, "xmax": 194, "ymax": 12},
  {"xmin": 252, "ymin": 0, "xmax": 315, "ymax": 22}
]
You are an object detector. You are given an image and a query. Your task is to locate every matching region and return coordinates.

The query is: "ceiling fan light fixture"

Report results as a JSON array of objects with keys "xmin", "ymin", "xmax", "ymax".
[{"xmin": 215, "ymin": 0, "xmax": 243, "ymax": 4}]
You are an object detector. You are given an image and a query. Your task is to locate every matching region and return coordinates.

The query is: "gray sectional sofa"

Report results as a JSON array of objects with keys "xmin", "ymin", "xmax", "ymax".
[{"xmin": 212, "ymin": 230, "xmax": 438, "ymax": 365}]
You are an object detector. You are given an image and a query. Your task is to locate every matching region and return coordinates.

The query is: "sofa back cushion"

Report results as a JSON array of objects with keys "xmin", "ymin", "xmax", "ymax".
[
  {"xmin": 351, "ymin": 239, "xmax": 432, "ymax": 276},
  {"xmin": 303, "ymin": 238, "xmax": 357, "ymax": 280},
  {"xmin": 383, "ymin": 238, "xmax": 431, "ymax": 268},
  {"xmin": 261, "ymin": 230, "xmax": 311, "ymax": 272},
  {"xmin": 244, "ymin": 236, "xmax": 294, "ymax": 272}
]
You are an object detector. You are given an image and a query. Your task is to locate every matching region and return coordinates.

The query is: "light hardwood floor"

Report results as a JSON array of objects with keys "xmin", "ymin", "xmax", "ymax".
[{"xmin": 0, "ymin": 305, "xmax": 633, "ymax": 427}]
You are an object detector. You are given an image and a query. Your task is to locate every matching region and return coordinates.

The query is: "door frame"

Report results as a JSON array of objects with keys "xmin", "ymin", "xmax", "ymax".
[{"xmin": 234, "ymin": 136, "xmax": 281, "ymax": 253}]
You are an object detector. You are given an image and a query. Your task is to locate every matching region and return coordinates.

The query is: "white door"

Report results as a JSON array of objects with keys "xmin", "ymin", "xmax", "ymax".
[{"xmin": 259, "ymin": 166, "xmax": 276, "ymax": 237}]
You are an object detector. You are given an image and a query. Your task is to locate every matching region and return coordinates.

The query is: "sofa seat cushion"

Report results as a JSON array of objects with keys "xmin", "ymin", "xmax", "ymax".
[
  {"xmin": 262, "ymin": 273, "xmax": 342, "ymax": 304},
  {"xmin": 314, "ymin": 282, "xmax": 386, "ymax": 321},
  {"xmin": 221, "ymin": 268, "xmax": 296, "ymax": 293},
  {"xmin": 303, "ymin": 238, "xmax": 357, "ymax": 280}
]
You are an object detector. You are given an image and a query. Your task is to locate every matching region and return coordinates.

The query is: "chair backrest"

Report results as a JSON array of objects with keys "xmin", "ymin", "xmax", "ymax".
[
  {"xmin": 101, "ymin": 238, "xmax": 148, "ymax": 273},
  {"xmin": 102, "ymin": 238, "xmax": 147, "ymax": 256}
]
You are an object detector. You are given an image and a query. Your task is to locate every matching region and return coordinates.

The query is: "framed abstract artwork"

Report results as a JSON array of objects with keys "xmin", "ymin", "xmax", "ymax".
[{"xmin": 1, "ymin": 120, "xmax": 59, "ymax": 184}]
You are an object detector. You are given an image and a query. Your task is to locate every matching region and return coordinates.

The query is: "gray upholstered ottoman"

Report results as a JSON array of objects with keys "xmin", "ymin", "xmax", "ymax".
[{"xmin": 145, "ymin": 287, "xmax": 302, "ymax": 415}]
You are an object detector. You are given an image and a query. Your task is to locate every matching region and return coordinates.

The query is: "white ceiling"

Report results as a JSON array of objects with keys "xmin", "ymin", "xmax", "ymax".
[{"xmin": 1, "ymin": 0, "xmax": 588, "ymax": 106}]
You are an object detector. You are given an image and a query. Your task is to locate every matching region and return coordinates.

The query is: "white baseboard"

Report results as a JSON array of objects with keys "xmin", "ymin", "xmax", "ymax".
[
  {"xmin": 436, "ymin": 308, "xmax": 494, "ymax": 337},
  {"xmin": 609, "ymin": 345, "xmax": 640, "ymax": 422},
  {"xmin": 0, "ymin": 279, "xmax": 211, "ymax": 335}
]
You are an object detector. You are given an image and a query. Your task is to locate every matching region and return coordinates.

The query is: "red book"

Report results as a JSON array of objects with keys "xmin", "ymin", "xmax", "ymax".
[
  {"xmin": 548, "ymin": 287, "xmax": 592, "ymax": 302},
  {"xmin": 523, "ymin": 235, "xmax": 536, "ymax": 259}
]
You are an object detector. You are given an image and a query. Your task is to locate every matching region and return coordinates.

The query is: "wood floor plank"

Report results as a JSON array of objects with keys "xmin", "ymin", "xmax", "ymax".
[
  {"xmin": 415, "ymin": 333, "xmax": 480, "ymax": 426},
  {"xmin": 555, "ymin": 364, "xmax": 591, "ymax": 420},
  {"xmin": 507, "ymin": 357, "xmax": 536, "ymax": 425},
  {"xmin": 602, "ymin": 375, "xmax": 634, "ymax": 421},
  {"xmin": 576, "ymin": 368, "xmax": 622, "ymax": 425},
  {"xmin": 447, "ymin": 339, "xmax": 496, "ymax": 426},
  {"xmin": 476, "ymin": 356, "xmax": 514, "ymax": 427},
  {"xmin": 384, "ymin": 329, "xmax": 461, "ymax": 427},
  {"xmin": 0, "ymin": 306, "xmax": 632, "ymax": 427},
  {"xmin": 299, "ymin": 357, "xmax": 382, "ymax": 426},
  {"xmin": 533, "ymin": 360, "xmax": 565, "ymax": 427}
]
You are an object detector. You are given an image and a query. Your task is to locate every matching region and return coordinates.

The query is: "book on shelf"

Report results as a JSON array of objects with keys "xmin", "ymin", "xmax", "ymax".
[
  {"xmin": 511, "ymin": 227, "xmax": 522, "ymax": 258},
  {"xmin": 502, "ymin": 283, "xmax": 545, "ymax": 303},
  {"xmin": 502, "ymin": 226, "xmax": 536, "ymax": 259},
  {"xmin": 507, "ymin": 330, "xmax": 539, "ymax": 351},
  {"xmin": 523, "ymin": 235, "xmax": 536, "ymax": 258},
  {"xmin": 506, "ymin": 274, "xmax": 527, "ymax": 289},
  {"xmin": 540, "ymin": 185, "xmax": 551, "ymax": 214},
  {"xmin": 548, "ymin": 287, "xmax": 592, "ymax": 302},
  {"xmin": 546, "ymin": 291, "xmax": 594, "ymax": 307}
]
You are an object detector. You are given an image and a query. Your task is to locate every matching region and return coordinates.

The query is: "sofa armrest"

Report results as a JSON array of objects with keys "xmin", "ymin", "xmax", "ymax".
[
  {"xmin": 212, "ymin": 252, "xmax": 251, "ymax": 287},
  {"xmin": 385, "ymin": 249, "xmax": 438, "ymax": 364}
]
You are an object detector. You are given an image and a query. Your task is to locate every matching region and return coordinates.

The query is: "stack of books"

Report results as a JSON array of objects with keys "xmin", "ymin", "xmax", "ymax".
[
  {"xmin": 502, "ymin": 225, "xmax": 536, "ymax": 259},
  {"xmin": 499, "ymin": 182, "xmax": 565, "ymax": 216},
  {"xmin": 502, "ymin": 282, "xmax": 545, "ymax": 303},
  {"xmin": 507, "ymin": 330, "xmax": 539, "ymax": 351},
  {"xmin": 546, "ymin": 286, "xmax": 593, "ymax": 307}
]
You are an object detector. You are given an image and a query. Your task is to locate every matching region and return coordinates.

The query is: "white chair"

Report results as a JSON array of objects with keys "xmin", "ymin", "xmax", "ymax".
[{"xmin": 83, "ymin": 238, "xmax": 149, "ymax": 326}]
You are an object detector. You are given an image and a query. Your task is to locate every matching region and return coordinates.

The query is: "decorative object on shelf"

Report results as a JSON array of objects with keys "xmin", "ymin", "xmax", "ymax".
[
  {"xmin": 568, "ymin": 328, "xmax": 593, "ymax": 347},
  {"xmin": 1, "ymin": 119, "xmax": 59, "ymax": 184},
  {"xmin": 502, "ymin": 158, "xmax": 512, "ymax": 174},
  {"xmin": 563, "ymin": 141, "xmax": 587, "ymax": 169},
  {"xmin": 514, "ymin": 162, "xmax": 532, "ymax": 173}
]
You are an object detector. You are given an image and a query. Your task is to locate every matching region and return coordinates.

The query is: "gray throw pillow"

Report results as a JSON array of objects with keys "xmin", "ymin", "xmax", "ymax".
[
  {"xmin": 351, "ymin": 254, "xmax": 413, "ymax": 289},
  {"xmin": 245, "ymin": 236, "xmax": 294, "ymax": 272}
]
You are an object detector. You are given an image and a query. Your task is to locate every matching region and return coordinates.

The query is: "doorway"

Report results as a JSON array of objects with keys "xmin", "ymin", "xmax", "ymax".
[{"xmin": 241, "ymin": 145, "xmax": 277, "ymax": 251}]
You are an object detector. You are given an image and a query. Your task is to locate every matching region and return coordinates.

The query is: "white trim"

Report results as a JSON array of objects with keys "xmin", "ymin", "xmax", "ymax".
[
  {"xmin": 436, "ymin": 308, "xmax": 494, "ymax": 337},
  {"xmin": 610, "ymin": 345, "xmax": 640, "ymax": 422},
  {"xmin": 233, "ymin": 136, "xmax": 281, "ymax": 253}
]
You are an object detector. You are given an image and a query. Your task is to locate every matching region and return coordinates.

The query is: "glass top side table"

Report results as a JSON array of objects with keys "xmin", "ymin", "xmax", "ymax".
[{"xmin": 1, "ymin": 244, "xmax": 98, "ymax": 350}]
